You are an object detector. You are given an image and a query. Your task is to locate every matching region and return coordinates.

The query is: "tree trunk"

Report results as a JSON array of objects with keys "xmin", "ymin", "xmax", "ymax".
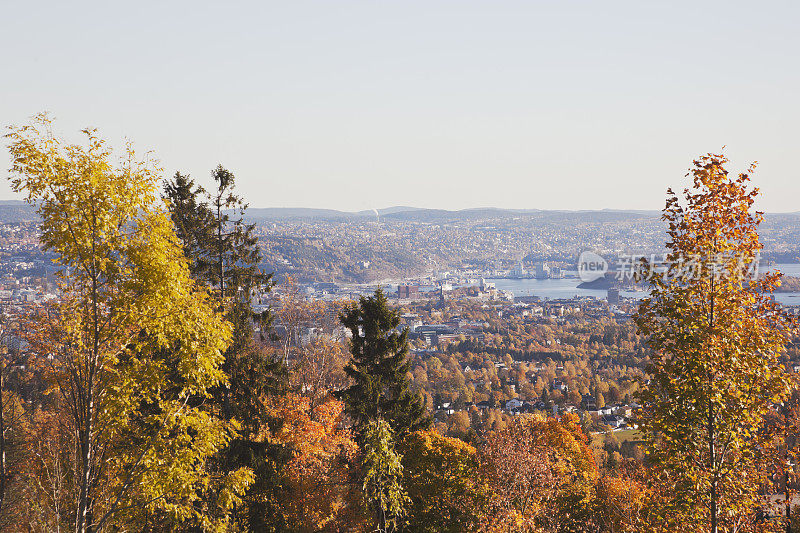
[
  {"xmin": 709, "ymin": 404, "xmax": 718, "ymax": 533},
  {"xmin": 78, "ymin": 228, "xmax": 99, "ymax": 533},
  {"xmin": 708, "ymin": 269, "xmax": 718, "ymax": 533},
  {"xmin": 76, "ymin": 396, "xmax": 94, "ymax": 533},
  {"xmin": 217, "ymin": 200, "xmax": 224, "ymax": 302},
  {"xmin": 786, "ymin": 467, "xmax": 791, "ymax": 533},
  {"xmin": 0, "ymin": 363, "xmax": 5, "ymax": 515}
]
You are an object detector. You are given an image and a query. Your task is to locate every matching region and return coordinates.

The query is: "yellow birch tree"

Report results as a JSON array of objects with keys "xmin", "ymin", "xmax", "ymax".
[{"xmin": 5, "ymin": 114, "xmax": 252, "ymax": 532}]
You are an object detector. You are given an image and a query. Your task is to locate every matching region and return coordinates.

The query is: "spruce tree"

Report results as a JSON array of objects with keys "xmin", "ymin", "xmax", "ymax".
[
  {"xmin": 164, "ymin": 166, "xmax": 285, "ymax": 530},
  {"xmin": 338, "ymin": 289, "xmax": 430, "ymax": 438},
  {"xmin": 202, "ymin": 165, "xmax": 280, "ymax": 426},
  {"xmin": 164, "ymin": 166, "xmax": 271, "ymax": 303},
  {"xmin": 162, "ymin": 171, "xmax": 215, "ymax": 279},
  {"xmin": 207, "ymin": 165, "xmax": 269, "ymax": 302},
  {"xmin": 165, "ymin": 166, "xmax": 284, "ymax": 420}
]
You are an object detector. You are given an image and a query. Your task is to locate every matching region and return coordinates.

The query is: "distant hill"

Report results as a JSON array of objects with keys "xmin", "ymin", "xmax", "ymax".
[
  {"xmin": 0, "ymin": 201, "xmax": 798, "ymax": 226},
  {"xmin": 381, "ymin": 207, "xmax": 542, "ymax": 222},
  {"xmin": 244, "ymin": 206, "xmax": 800, "ymax": 224},
  {"xmin": 247, "ymin": 206, "xmax": 429, "ymax": 221},
  {"xmin": 244, "ymin": 206, "xmax": 668, "ymax": 223},
  {"xmin": 246, "ymin": 207, "xmax": 357, "ymax": 221},
  {"xmin": 0, "ymin": 201, "xmax": 37, "ymax": 222},
  {"xmin": 359, "ymin": 206, "xmax": 427, "ymax": 216}
]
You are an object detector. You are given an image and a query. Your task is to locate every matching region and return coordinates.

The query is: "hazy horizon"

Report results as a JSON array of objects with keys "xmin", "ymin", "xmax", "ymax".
[
  {"xmin": 2, "ymin": 1, "xmax": 799, "ymax": 212},
  {"xmin": 4, "ymin": 198, "xmax": 800, "ymax": 216}
]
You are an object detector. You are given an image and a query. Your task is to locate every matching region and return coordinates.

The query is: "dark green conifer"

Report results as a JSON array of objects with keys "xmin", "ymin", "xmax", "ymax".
[
  {"xmin": 337, "ymin": 289, "xmax": 431, "ymax": 439},
  {"xmin": 163, "ymin": 171, "xmax": 215, "ymax": 279},
  {"xmin": 163, "ymin": 166, "xmax": 285, "ymax": 530}
]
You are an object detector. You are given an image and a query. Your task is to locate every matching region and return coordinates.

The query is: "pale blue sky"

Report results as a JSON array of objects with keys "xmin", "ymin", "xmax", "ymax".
[{"xmin": 2, "ymin": 1, "xmax": 798, "ymax": 212}]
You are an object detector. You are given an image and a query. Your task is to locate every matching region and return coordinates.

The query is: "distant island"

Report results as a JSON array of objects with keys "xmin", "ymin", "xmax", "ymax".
[
  {"xmin": 576, "ymin": 273, "xmax": 643, "ymax": 291},
  {"xmin": 777, "ymin": 275, "xmax": 800, "ymax": 292}
]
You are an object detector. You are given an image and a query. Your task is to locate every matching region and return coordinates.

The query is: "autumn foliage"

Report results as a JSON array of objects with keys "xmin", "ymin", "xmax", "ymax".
[
  {"xmin": 635, "ymin": 154, "xmax": 796, "ymax": 531},
  {"xmin": 3, "ymin": 117, "xmax": 798, "ymax": 532},
  {"xmin": 478, "ymin": 413, "xmax": 598, "ymax": 532},
  {"xmin": 263, "ymin": 393, "xmax": 360, "ymax": 531},
  {"xmin": 399, "ymin": 429, "xmax": 485, "ymax": 532}
]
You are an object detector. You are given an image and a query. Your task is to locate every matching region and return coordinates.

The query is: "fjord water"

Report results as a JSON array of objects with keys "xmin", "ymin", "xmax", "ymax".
[{"xmin": 487, "ymin": 263, "xmax": 800, "ymax": 305}]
